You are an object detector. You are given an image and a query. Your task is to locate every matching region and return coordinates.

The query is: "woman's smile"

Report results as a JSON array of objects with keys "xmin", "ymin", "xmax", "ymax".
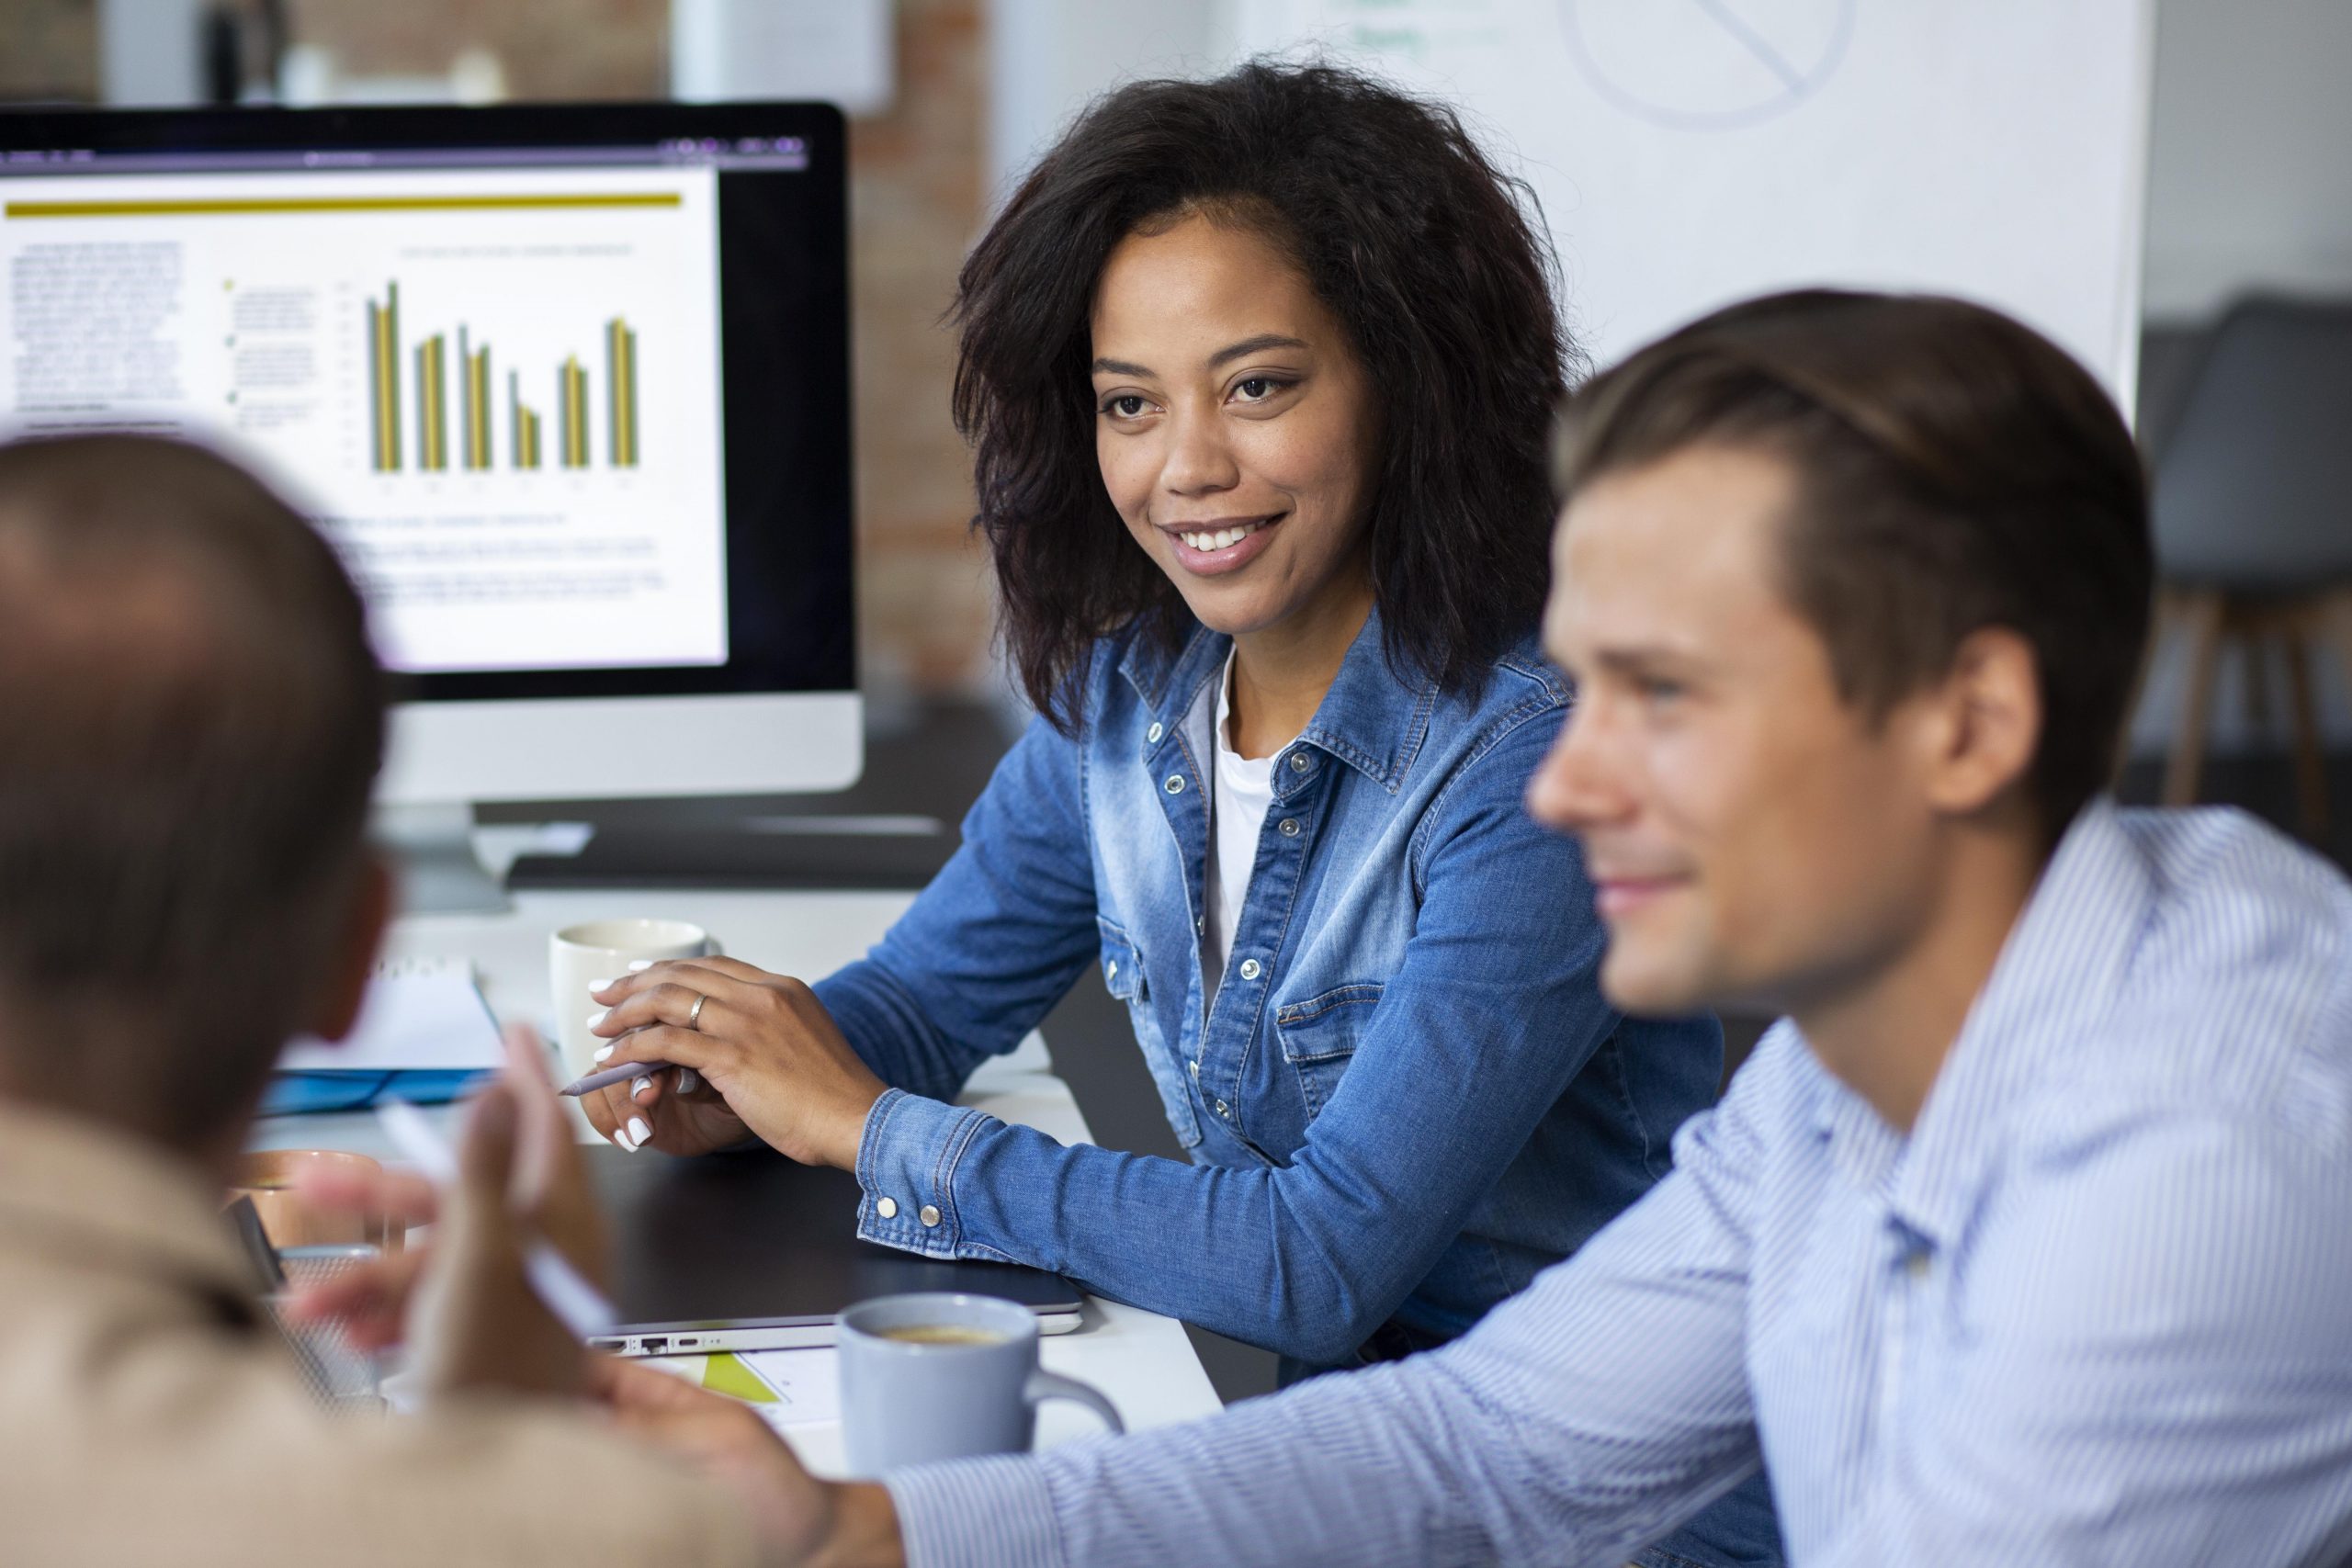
[{"xmin": 1159, "ymin": 511, "xmax": 1287, "ymax": 574}]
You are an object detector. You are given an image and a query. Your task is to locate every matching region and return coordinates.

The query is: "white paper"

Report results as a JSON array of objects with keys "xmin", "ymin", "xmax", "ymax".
[
  {"xmin": 738, "ymin": 1348, "xmax": 842, "ymax": 1430},
  {"xmin": 1233, "ymin": 0, "xmax": 2153, "ymax": 405},
  {"xmin": 277, "ymin": 957, "xmax": 503, "ymax": 1072}
]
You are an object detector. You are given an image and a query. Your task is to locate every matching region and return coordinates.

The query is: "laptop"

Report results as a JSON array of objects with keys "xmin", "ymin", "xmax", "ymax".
[{"xmin": 582, "ymin": 1143, "xmax": 1085, "ymax": 1356}]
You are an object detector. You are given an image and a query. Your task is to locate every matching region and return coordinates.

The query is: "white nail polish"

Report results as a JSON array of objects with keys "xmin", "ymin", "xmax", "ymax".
[
  {"xmin": 586, "ymin": 977, "xmax": 613, "ymax": 991},
  {"xmin": 628, "ymin": 959, "xmax": 654, "ymax": 972},
  {"xmin": 628, "ymin": 1117, "xmax": 650, "ymax": 1145},
  {"xmin": 631, "ymin": 1076, "xmax": 653, "ymax": 1100},
  {"xmin": 677, "ymin": 1068, "xmax": 701, "ymax": 1095},
  {"xmin": 585, "ymin": 1009, "xmax": 607, "ymax": 1029},
  {"xmin": 615, "ymin": 1126, "xmax": 638, "ymax": 1151},
  {"xmin": 593, "ymin": 1044, "xmax": 614, "ymax": 1063}
]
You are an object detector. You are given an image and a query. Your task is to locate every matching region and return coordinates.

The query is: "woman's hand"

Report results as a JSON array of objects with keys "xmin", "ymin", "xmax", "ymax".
[{"xmin": 580, "ymin": 957, "xmax": 888, "ymax": 1170}]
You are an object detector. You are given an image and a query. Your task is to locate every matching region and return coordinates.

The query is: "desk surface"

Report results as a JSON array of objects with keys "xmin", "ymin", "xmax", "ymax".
[{"xmin": 252, "ymin": 876, "xmax": 1224, "ymax": 1473}]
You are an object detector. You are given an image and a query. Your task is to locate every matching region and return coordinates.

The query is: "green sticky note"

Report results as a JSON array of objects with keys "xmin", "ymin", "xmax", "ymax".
[{"xmin": 700, "ymin": 1352, "xmax": 776, "ymax": 1404}]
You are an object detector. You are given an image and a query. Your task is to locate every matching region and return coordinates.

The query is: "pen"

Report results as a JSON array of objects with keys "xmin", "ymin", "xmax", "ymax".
[
  {"xmin": 556, "ymin": 1059, "xmax": 689, "ymax": 1098},
  {"xmin": 373, "ymin": 1098, "xmax": 618, "ymax": 1341}
]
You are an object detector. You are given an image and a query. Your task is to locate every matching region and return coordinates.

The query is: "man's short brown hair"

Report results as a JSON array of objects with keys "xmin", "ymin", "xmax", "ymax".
[
  {"xmin": 0, "ymin": 436, "xmax": 385, "ymax": 1145},
  {"xmin": 1554, "ymin": 289, "xmax": 2152, "ymax": 840}
]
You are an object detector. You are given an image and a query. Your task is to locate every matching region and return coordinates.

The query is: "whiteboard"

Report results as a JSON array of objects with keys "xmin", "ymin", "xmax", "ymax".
[{"xmin": 1230, "ymin": 0, "xmax": 2154, "ymax": 408}]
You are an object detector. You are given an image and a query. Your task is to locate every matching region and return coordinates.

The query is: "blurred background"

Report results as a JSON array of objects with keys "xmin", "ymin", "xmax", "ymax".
[
  {"xmin": 6, "ymin": 0, "xmax": 2347, "ymax": 755},
  {"xmin": 6, "ymin": 0, "xmax": 2349, "ymax": 1397}
]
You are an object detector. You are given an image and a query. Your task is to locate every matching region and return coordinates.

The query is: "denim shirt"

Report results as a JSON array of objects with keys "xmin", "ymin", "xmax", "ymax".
[
  {"xmin": 818, "ymin": 609, "xmax": 1727, "ymax": 1362},
  {"xmin": 822, "ymin": 613, "xmax": 1785, "ymax": 1563}
]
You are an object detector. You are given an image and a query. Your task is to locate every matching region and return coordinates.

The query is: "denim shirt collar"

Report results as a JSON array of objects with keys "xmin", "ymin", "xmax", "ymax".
[
  {"xmin": 1806, "ymin": 797, "xmax": 2154, "ymax": 1251},
  {"xmin": 1116, "ymin": 605, "xmax": 1438, "ymax": 793}
]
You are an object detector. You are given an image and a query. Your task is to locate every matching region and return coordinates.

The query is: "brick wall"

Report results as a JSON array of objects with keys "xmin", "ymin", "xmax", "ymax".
[
  {"xmin": 0, "ymin": 0, "xmax": 96, "ymax": 101},
  {"xmin": 2, "ymin": 0, "xmax": 998, "ymax": 692}
]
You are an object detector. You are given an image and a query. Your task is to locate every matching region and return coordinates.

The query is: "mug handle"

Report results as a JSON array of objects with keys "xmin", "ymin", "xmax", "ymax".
[{"xmin": 1023, "ymin": 1368, "xmax": 1125, "ymax": 1436}]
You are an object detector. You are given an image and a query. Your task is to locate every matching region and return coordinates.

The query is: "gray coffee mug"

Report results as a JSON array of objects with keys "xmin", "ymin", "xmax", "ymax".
[{"xmin": 838, "ymin": 1292, "xmax": 1123, "ymax": 1475}]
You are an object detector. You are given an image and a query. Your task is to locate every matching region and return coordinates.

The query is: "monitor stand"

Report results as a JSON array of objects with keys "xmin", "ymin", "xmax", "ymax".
[{"xmin": 374, "ymin": 803, "xmax": 509, "ymax": 915}]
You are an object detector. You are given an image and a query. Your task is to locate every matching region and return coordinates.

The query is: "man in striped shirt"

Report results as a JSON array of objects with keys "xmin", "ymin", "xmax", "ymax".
[{"xmin": 605, "ymin": 291, "xmax": 2352, "ymax": 1565}]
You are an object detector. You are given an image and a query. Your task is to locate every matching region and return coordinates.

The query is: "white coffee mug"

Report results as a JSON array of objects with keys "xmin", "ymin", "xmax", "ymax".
[
  {"xmin": 837, "ymin": 1292, "xmax": 1123, "ymax": 1477},
  {"xmin": 548, "ymin": 918, "xmax": 720, "ymax": 1081}
]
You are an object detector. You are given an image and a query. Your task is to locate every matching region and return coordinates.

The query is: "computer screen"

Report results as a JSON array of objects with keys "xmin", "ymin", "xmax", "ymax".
[{"xmin": 0, "ymin": 103, "xmax": 857, "ymax": 802}]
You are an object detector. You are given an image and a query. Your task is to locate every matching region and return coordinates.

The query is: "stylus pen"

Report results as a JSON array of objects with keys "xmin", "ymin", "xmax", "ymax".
[
  {"xmin": 557, "ymin": 1060, "xmax": 683, "ymax": 1098},
  {"xmin": 374, "ymin": 1098, "xmax": 618, "ymax": 1341}
]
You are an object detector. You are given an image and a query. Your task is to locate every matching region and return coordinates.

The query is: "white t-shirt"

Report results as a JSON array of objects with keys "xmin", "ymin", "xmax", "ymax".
[{"xmin": 1203, "ymin": 651, "xmax": 1286, "ymax": 1001}]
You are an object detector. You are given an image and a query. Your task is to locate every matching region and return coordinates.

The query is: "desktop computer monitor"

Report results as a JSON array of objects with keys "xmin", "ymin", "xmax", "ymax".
[{"xmin": 0, "ymin": 102, "xmax": 859, "ymax": 815}]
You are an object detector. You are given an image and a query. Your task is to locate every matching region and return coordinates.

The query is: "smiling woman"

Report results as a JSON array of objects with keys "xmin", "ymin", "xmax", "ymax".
[
  {"xmin": 575, "ymin": 59, "xmax": 1779, "ymax": 1568},
  {"xmin": 956, "ymin": 62, "xmax": 1569, "ymax": 734},
  {"xmin": 1085, "ymin": 215, "xmax": 1383, "ymax": 754}
]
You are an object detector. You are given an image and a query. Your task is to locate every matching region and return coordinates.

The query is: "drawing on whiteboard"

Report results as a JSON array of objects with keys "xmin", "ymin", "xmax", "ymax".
[{"xmin": 1557, "ymin": 0, "xmax": 1855, "ymax": 132}]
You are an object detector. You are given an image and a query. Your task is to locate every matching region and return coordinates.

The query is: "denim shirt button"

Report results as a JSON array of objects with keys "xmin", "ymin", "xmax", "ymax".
[
  {"xmin": 876, "ymin": 1196, "xmax": 899, "ymax": 1220},
  {"xmin": 1278, "ymin": 818, "xmax": 1300, "ymax": 837},
  {"xmin": 1216, "ymin": 1100, "xmax": 1229, "ymax": 1117},
  {"xmin": 1288, "ymin": 751, "xmax": 1311, "ymax": 773},
  {"xmin": 919, "ymin": 1204, "xmax": 942, "ymax": 1227},
  {"xmin": 1164, "ymin": 773, "xmax": 1186, "ymax": 795},
  {"xmin": 1187, "ymin": 1059, "xmax": 1199, "ymax": 1077},
  {"xmin": 1147, "ymin": 721, "xmax": 1164, "ymax": 743},
  {"xmin": 1239, "ymin": 958, "xmax": 1262, "ymax": 980}
]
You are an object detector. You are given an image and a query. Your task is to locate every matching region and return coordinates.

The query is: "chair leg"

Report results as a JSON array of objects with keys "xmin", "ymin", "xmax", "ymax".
[
  {"xmin": 2242, "ymin": 632, "xmax": 2272, "ymax": 740},
  {"xmin": 2164, "ymin": 590, "xmax": 2226, "ymax": 807},
  {"xmin": 2282, "ymin": 620, "xmax": 2328, "ymax": 840}
]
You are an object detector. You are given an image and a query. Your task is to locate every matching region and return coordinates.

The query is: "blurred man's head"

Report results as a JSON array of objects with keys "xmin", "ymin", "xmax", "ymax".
[
  {"xmin": 1528, "ymin": 291, "xmax": 2150, "ymax": 1022},
  {"xmin": 0, "ymin": 436, "xmax": 387, "ymax": 1157}
]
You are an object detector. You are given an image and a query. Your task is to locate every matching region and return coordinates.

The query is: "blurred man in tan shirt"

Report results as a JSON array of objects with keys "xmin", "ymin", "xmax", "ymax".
[{"xmin": 0, "ymin": 435, "xmax": 859, "ymax": 1567}]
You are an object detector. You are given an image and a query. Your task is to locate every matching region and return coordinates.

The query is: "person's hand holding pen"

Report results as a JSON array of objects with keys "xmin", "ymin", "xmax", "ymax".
[
  {"xmin": 295, "ymin": 1030, "xmax": 910, "ymax": 1565},
  {"xmin": 571, "ymin": 957, "xmax": 889, "ymax": 1170},
  {"xmin": 287, "ymin": 1023, "xmax": 607, "ymax": 1370}
]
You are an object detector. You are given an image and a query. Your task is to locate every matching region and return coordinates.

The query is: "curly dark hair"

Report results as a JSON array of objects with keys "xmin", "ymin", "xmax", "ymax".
[{"xmin": 954, "ymin": 60, "xmax": 1573, "ymax": 731}]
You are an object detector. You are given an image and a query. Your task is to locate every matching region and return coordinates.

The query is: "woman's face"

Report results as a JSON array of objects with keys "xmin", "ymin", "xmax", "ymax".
[{"xmin": 1090, "ymin": 214, "xmax": 1381, "ymax": 642}]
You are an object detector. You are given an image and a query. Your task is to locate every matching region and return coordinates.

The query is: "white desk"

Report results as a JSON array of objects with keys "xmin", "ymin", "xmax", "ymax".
[{"xmin": 252, "ymin": 875, "xmax": 1225, "ymax": 1472}]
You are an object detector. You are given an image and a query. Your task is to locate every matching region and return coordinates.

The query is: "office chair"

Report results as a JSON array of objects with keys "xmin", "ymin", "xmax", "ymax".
[{"xmin": 2149, "ymin": 295, "xmax": 2352, "ymax": 837}]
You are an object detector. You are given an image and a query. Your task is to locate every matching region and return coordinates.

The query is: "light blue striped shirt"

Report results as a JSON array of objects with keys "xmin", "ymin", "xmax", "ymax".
[{"xmin": 887, "ymin": 802, "xmax": 2352, "ymax": 1565}]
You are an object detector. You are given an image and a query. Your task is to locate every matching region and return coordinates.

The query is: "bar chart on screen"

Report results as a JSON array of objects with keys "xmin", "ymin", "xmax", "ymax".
[
  {"xmin": 0, "ymin": 165, "xmax": 729, "ymax": 673},
  {"xmin": 362, "ymin": 281, "xmax": 642, "ymax": 476}
]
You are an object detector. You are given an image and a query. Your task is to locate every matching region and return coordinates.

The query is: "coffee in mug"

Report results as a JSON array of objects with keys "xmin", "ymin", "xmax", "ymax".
[{"xmin": 872, "ymin": 1325, "xmax": 1007, "ymax": 1347}]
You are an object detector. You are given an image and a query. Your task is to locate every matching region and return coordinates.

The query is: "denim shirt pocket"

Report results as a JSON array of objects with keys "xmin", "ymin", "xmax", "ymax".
[
  {"xmin": 1273, "ymin": 983, "xmax": 1385, "ymax": 1124},
  {"xmin": 1097, "ymin": 915, "xmax": 1203, "ymax": 1149}
]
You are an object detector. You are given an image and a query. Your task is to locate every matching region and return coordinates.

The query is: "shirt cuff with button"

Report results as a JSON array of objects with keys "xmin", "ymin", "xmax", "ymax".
[{"xmin": 855, "ymin": 1087, "xmax": 988, "ymax": 1258}]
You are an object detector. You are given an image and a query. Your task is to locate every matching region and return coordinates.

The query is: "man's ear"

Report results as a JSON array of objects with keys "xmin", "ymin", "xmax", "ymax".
[
  {"xmin": 1918, "ymin": 626, "xmax": 2042, "ymax": 818},
  {"xmin": 308, "ymin": 853, "xmax": 394, "ymax": 1043}
]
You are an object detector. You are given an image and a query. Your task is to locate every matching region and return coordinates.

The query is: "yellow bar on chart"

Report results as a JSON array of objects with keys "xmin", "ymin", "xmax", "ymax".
[
  {"xmin": 415, "ymin": 334, "xmax": 447, "ymax": 472},
  {"xmin": 605, "ymin": 317, "xmax": 639, "ymax": 468},
  {"xmin": 367, "ymin": 282, "xmax": 401, "ymax": 472},
  {"xmin": 560, "ymin": 357, "xmax": 589, "ymax": 468},
  {"xmin": 462, "ymin": 339, "xmax": 491, "ymax": 470}
]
